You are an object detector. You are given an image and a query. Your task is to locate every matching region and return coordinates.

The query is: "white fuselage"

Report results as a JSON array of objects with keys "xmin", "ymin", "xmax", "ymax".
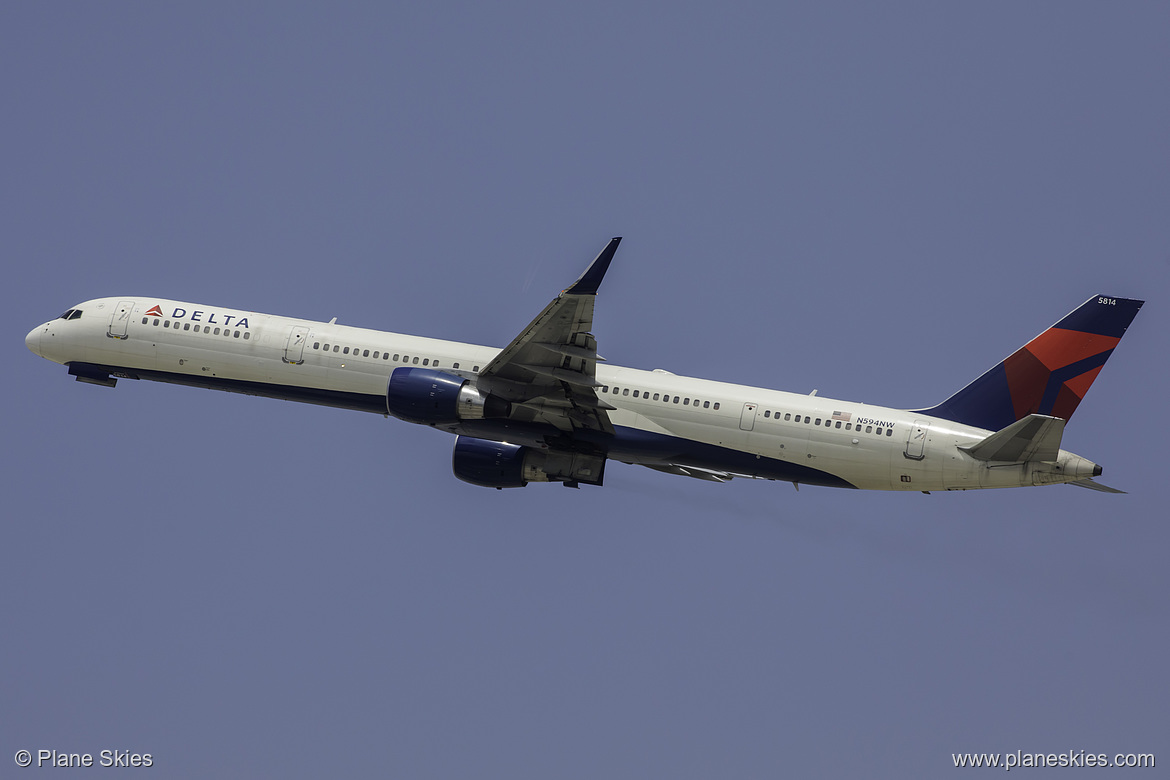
[{"xmin": 26, "ymin": 297, "xmax": 1101, "ymax": 491}]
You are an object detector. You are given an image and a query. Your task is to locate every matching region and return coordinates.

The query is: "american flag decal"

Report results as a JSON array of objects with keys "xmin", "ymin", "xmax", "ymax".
[{"xmin": 832, "ymin": 411, "xmax": 851, "ymax": 422}]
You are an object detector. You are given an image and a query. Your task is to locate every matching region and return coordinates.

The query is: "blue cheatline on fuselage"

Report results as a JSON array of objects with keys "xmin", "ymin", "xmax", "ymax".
[{"xmin": 66, "ymin": 360, "xmax": 856, "ymax": 489}]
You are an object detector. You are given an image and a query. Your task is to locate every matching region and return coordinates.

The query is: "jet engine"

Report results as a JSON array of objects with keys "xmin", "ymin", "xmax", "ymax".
[
  {"xmin": 452, "ymin": 436, "xmax": 606, "ymax": 489},
  {"xmin": 386, "ymin": 367, "xmax": 510, "ymax": 424}
]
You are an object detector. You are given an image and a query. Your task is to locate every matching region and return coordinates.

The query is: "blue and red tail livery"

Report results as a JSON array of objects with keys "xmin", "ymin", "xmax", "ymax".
[{"xmin": 916, "ymin": 295, "xmax": 1144, "ymax": 432}]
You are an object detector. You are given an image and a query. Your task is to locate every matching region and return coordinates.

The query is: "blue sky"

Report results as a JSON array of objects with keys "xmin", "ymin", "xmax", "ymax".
[{"xmin": 3, "ymin": 3, "xmax": 1167, "ymax": 777}]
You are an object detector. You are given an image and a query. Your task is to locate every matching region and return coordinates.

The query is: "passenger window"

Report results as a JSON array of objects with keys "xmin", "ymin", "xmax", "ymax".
[
  {"xmin": 164, "ymin": 320, "xmax": 170, "ymax": 327},
  {"xmin": 313, "ymin": 342, "xmax": 320, "ymax": 349},
  {"xmin": 764, "ymin": 410, "xmax": 771, "ymax": 418},
  {"xmin": 363, "ymin": 349, "xmax": 370, "ymax": 357},
  {"xmin": 154, "ymin": 319, "xmax": 160, "ymax": 326},
  {"xmin": 412, "ymin": 357, "xmax": 419, "ymax": 364},
  {"xmin": 204, "ymin": 326, "xmax": 210, "ymax": 333},
  {"xmin": 384, "ymin": 353, "xmax": 390, "ymax": 360},
  {"xmin": 393, "ymin": 354, "xmax": 400, "ymax": 361},
  {"xmin": 865, "ymin": 425, "xmax": 873, "ymax": 433},
  {"xmin": 845, "ymin": 423, "xmax": 851, "ymax": 430},
  {"xmin": 632, "ymin": 390, "xmax": 639, "ymax": 398},
  {"xmin": 333, "ymin": 345, "xmax": 340, "ymax": 353},
  {"xmin": 673, "ymin": 396, "xmax": 680, "ymax": 404},
  {"xmin": 784, "ymin": 413, "xmax": 791, "ymax": 421},
  {"xmin": 141, "ymin": 317, "xmax": 148, "ymax": 324},
  {"xmin": 835, "ymin": 421, "xmax": 842, "ymax": 428},
  {"xmin": 886, "ymin": 428, "xmax": 893, "ymax": 437},
  {"xmin": 184, "ymin": 323, "xmax": 191, "ymax": 331},
  {"xmin": 233, "ymin": 331, "xmax": 240, "ymax": 338},
  {"xmin": 453, "ymin": 362, "xmax": 460, "ymax": 369},
  {"xmin": 243, "ymin": 333, "xmax": 250, "ymax": 340},
  {"xmin": 815, "ymin": 418, "xmax": 821, "ymax": 425},
  {"xmin": 422, "ymin": 358, "xmax": 429, "ymax": 366},
  {"xmin": 372, "ymin": 351, "xmax": 379, "ymax": 358},
  {"xmin": 703, "ymin": 401, "xmax": 710, "ymax": 408},
  {"xmin": 343, "ymin": 347, "xmax": 350, "ymax": 354},
  {"xmin": 473, "ymin": 366, "xmax": 479, "ymax": 372},
  {"xmin": 623, "ymin": 388, "xmax": 629, "ymax": 396},
  {"xmin": 653, "ymin": 393, "xmax": 660, "ymax": 401},
  {"xmin": 713, "ymin": 402, "xmax": 720, "ymax": 410},
  {"xmin": 214, "ymin": 327, "xmax": 220, "ymax": 335}
]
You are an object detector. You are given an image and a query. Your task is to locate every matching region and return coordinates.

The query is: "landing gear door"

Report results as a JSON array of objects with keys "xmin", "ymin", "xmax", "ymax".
[
  {"xmin": 107, "ymin": 300, "xmax": 134, "ymax": 339},
  {"xmin": 905, "ymin": 420, "xmax": 929, "ymax": 460},
  {"xmin": 283, "ymin": 326, "xmax": 310, "ymax": 364}
]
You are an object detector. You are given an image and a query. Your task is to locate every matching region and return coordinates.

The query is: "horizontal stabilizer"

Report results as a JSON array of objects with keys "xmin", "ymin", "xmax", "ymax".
[
  {"xmin": 1068, "ymin": 478, "xmax": 1126, "ymax": 494},
  {"xmin": 959, "ymin": 414, "xmax": 1065, "ymax": 462}
]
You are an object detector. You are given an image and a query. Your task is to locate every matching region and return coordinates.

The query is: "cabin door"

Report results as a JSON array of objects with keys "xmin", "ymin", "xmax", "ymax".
[
  {"xmin": 904, "ymin": 421, "xmax": 929, "ymax": 460},
  {"xmin": 108, "ymin": 300, "xmax": 134, "ymax": 339},
  {"xmin": 739, "ymin": 402, "xmax": 758, "ymax": 431},
  {"xmin": 283, "ymin": 326, "xmax": 310, "ymax": 364}
]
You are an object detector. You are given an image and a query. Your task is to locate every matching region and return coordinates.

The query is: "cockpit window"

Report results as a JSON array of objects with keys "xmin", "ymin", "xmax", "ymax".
[
  {"xmin": 68, "ymin": 309, "xmax": 82, "ymax": 320},
  {"xmin": 59, "ymin": 309, "xmax": 75, "ymax": 320}
]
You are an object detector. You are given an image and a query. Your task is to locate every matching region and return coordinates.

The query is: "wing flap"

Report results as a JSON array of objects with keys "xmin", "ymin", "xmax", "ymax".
[{"xmin": 643, "ymin": 464, "xmax": 735, "ymax": 483}]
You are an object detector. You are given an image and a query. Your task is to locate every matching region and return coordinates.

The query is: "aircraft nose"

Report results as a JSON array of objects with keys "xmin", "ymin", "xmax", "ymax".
[{"xmin": 26, "ymin": 325, "xmax": 42, "ymax": 356}]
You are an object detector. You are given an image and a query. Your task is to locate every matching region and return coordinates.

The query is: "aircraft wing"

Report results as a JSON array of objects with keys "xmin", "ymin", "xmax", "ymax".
[
  {"xmin": 476, "ymin": 238, "xmax": 622, "ymax": 434},
  {"xmin": 642, "ymin": 464, "xmax": 736, "ymax": 482}
]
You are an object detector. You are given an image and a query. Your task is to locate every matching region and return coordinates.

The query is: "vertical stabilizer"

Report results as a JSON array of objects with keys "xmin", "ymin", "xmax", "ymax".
[{"xmin": 916, "ymin": 295, "xmax": 1143, "ymax": 431}]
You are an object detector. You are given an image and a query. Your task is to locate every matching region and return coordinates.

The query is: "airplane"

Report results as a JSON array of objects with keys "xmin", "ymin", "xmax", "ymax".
[{"xmin": 25, "ymin": 237, "xmax": 1143, "ymax": 493}]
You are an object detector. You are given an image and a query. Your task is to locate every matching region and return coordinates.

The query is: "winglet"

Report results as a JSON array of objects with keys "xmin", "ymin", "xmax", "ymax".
[{"xmin": 566, "ymin": 237, "xmax": 622, "ymax": 295}]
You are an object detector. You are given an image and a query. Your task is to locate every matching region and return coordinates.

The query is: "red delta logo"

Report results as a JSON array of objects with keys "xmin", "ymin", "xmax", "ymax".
[{"xmin": 145, "ymin": 305, "xmax": 164, "ymax": 317}]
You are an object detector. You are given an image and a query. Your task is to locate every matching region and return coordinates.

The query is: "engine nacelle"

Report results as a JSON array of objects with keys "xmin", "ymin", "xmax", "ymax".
[
  {"xmin": 452, "ymin": 436, "xmax": 530, "ymax": 488},
  {"xmin": 386, "ymin": 367, "xmax": 510, "ymax": 424},
  {"xmin": 452, "ymin": 436, "xmax": 607, "ymax": 489}
]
